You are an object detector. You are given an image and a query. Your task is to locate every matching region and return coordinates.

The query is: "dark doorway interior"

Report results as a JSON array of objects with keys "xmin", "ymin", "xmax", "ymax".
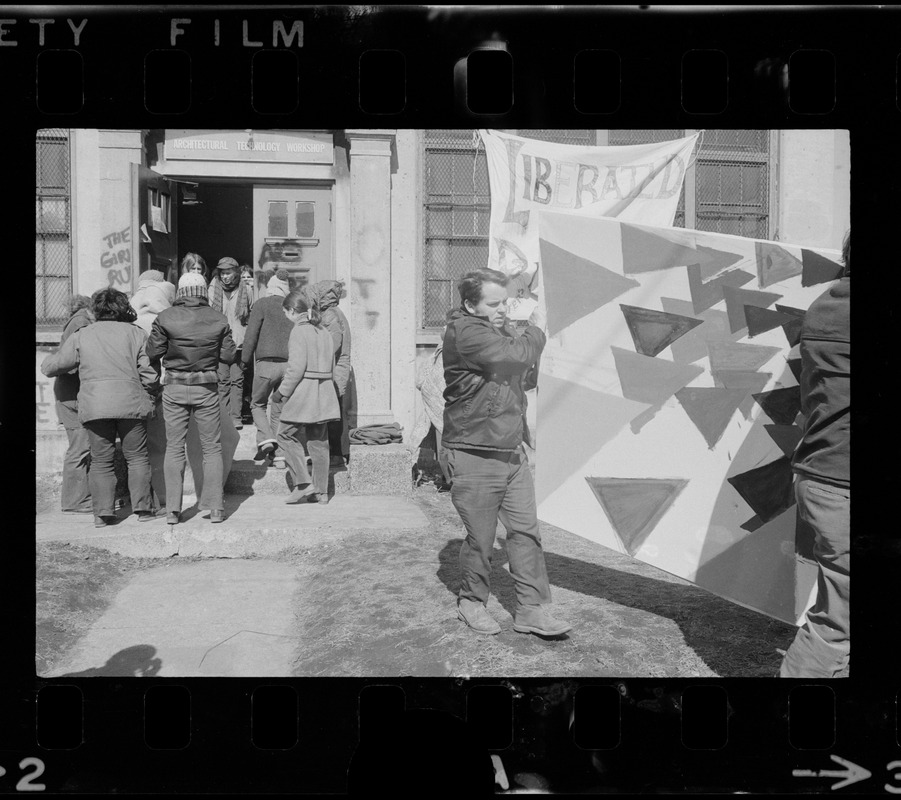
[{"xmin": 178, "ymin": 183, "xmax": 253, "ymax": 275}]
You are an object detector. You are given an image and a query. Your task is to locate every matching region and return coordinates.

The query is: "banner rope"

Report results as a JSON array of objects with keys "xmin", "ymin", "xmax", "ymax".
[{"xmin": 472, "ymin": 129, "xmax": 483, "ymax": 195}]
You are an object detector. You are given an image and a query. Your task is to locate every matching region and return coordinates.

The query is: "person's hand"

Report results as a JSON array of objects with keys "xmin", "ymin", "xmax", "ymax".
[
  {"xmin": 271, "ymin": 390, "xmax": 284, "ymax": 404},
  {"xmin": 528, "ymin": 302, "xmax": 547, "ymax": 331},
  {"xmin": 239, "ymin": 360, "xmax": 248, "ymax": 372}
]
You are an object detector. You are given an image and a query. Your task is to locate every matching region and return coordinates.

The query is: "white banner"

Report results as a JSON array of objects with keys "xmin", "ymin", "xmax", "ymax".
[{"xmin": 481, "ymin": 129, "xmax": 699, "ymax": 316}]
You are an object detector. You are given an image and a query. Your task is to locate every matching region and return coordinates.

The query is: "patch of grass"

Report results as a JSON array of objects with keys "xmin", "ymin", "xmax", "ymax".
[{"xmin": 35, "ymin": 542, "xmax": 170, "ymax": 675}]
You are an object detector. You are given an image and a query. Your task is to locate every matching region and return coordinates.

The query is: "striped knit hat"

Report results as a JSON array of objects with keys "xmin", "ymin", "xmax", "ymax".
[{"xmin": 177, "ymin": 271, "xmax": 208, "ymax": 300}]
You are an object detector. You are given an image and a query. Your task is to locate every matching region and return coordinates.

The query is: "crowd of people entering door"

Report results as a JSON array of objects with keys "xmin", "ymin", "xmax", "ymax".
[{"xmin": 41, "ymin": 252, "xmax": 352, "ymax": 528}]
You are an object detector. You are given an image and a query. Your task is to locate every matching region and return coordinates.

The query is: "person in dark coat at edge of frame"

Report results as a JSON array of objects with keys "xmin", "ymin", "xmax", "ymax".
[
  {"xmin": 41, "ymin": 288, "xmax": 161, "ymax": 528},
  {"xmin": 49, "ymin": 295, "xmax": 95, "ymax": 513},
  {"xmin": 272, "ymin": 286, "xmax": 340, "ymax": 506},
  {"xmin": 442, "ymin": 268, "xmax": 571, "ymax": 637},
  {"xmin": 145, "ymin": 271, "xmax": 237, "ymax": 525},
  {"xmin": 779, "ymin": 229, "xmax": 851, "ymax": 678},
  {"xmin": 241, "ymin": 269, "xmax": 294, "ymax": 468},
  {"xmin": 312, "ymin": 279, "xmax": 352, "ymax": 467}
]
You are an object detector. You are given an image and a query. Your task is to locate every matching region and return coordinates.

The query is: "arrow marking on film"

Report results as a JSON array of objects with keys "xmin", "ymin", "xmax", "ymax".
[{"xmin": 792, "ymin": 754, "xmax": 871, "ymax": 790}]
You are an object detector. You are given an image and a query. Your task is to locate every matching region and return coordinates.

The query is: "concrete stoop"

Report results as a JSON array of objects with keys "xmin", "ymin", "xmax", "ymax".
[
  {"xmin": 35, "ymin": 493, "xmax": 431, "ymax": 558},
  {"xmin": 36, "ymin": 425, "xmax": 413, "ymax": 511}
]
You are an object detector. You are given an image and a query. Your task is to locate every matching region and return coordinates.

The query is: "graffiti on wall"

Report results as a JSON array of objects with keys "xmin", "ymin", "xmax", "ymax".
[
  {"xmin": 101, "ymin": 227, "xmax": 132, "ymax": 287},
  {"xmin": 35, "ymin": 348, "xmax": 59, "ymax": 429}
]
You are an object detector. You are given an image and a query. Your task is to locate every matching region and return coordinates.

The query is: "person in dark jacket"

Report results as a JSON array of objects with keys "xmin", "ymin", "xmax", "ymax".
[
  {"xmin": 313, "ymin": 279, "xmax": 352, "ymax": 466},
  {"xmin": 443, "ymin": 268, "xmax": 571, "ymax": 637},
  {"xmin": 209, "ymin": 256, "xmax": 251, "ymax": 429},
  {"xmin": 242, "ymin": 269, "xmax": 294, "ymax": 465},
  {"xmin": 52, "ymin": 295, "xmax": 94, "ymax": 513},
  {"xmin": 42, "ymin": 288, "xmax": 159, "ymax": 528},
  {"xmin": 146, "ymin": 271, "xmax": 237, "ymax": 525},
  {"xmin": 779, "ymin": 230, "xmax": 851, "ymax": 678}
]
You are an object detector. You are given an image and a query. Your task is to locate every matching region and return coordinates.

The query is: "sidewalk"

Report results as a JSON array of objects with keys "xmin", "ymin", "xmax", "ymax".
[{"xmin": 36, "ymin": 492, "xmax": 430, "ymax": 558}]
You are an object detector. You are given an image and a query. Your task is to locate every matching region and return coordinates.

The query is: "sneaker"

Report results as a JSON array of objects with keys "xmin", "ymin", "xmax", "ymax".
[
  {"xmin": 329, "ymin": 456, "xmax": 346, "ymax": 468},
  {"xmin": 285, "ymin": 486, "xmax": 316, "ymax": 504},
  {"xmin": 272, "ymin": 456, "xmax": 286, "ymax": 469},
  {"xmin": 317, "ymin": 495, "xmax": 330, "ymax": 505},
  {"xmin": 166, "ymin": 512, "xmax": 180, "ymax": 525},
  {"xmin": 137, "ymin": 509, "xmax": 165, "ymax": 522},
  {"xmin": 94, "ymin": 515, "xmax": 116, "ymax": 528},
  {"xmin": 62, "ymin": 507, "xmax": 93, "ymax": 514},
  {"xmin": 513, "ymin": 605, "xmax": 572, "ymax": 637},
  {"xmin": 457, "ymin": 598, "xmax": 501, "ymax": 635},
  {"xmin": 233, "ymin": 418, "xmax": 243, "ymax": 430},
  {"xmin": 209, "ymin": 509, "xmax": 225, "ymax": 523}
]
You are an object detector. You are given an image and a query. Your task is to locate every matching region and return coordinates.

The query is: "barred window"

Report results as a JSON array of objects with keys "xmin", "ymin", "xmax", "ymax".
[
  {"xmin": 420, "ymin": 129, "xmax": 772, "ymax": 329},
  {"xmin": 36, "ymin": 129, "xmax": 72, "ymax": 329}
]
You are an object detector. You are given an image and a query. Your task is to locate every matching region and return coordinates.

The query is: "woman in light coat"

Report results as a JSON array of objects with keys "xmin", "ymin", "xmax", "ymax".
[
  {"xmin": 272, "ymin": 287, "xmax": 340, "ymax": 504},
  {"xmin": 41, "ymin": 288, "xmax": 160, "ymax": 528}
]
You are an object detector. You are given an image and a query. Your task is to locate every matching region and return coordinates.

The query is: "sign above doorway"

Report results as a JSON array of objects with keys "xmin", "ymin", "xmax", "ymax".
[{"xmin": 165, "ymin": 129, "xmax": 334, "ymax": 165}]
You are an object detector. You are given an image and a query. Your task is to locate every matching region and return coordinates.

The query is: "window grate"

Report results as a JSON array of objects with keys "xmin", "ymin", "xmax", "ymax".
[{"xmin": 36, "ymin": 129, "xmax": 73, "ymax": 329}]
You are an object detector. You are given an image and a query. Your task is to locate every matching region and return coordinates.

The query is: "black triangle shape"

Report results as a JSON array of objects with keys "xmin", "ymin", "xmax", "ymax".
[
  {"xmin": 752, "ymin": 386, "xmax": 802, "ymax": 424},
  {"xmin": 727, "ymin": 455, "xmax": 796, "ymax": 523}
]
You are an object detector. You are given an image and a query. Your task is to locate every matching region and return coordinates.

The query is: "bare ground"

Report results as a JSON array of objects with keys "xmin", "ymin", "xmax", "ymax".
[{"xmin": 284, "ymin": 483, "xmax": 799, "ymax": 678}]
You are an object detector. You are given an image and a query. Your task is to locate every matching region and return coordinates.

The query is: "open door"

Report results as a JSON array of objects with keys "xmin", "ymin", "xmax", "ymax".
[{"xmin": 132, "ymin": 164, "xmax": 179, "ymax": 287}]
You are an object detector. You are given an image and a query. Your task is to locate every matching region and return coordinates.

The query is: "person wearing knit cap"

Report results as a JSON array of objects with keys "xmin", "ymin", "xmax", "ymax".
[
  {"xmin": 209, "ymin": 256, "xmax": 252, "ymax": 429},
  {"xmin": 313, "ymin": 280, "xmax": 352, "ymax": 467},
  {"xmin": 146, "ymin": 270, "xmax": 237, "ymax": 524},
  {"xmin": 242, "ymin": 268, "xmax": 295, "ymax": 465}
]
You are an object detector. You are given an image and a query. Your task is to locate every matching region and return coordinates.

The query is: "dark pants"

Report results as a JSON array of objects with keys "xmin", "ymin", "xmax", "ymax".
[
  {"xmin": 162, "ymin": 383, "xmax": 223, "ymax": 513},
  {"xmin": 218, "ymin": 353, "xmax": 244, "ymax": 424},
  {"xmin": 250, "ymin": 359, "xmax": 286, "ymax": 446},
  {"xmin": 327, "ymin": 385, "xmax": 348, "ymax": 460},
  {"xmin": 279, "ymin": 421, "xmax": 330, "ymax": 495},
  {"xmin": 447, "ymin": 446, "xmax": 551, "ymax": 609},
  {"xmin": 780, "ymin": 477, "xmax": 850, "ymax": 678},
  {"xmin": 83, "ymin": 418, "xmax": 153, "ymax": 518},
  {"xmin": 57, "ymin": 401, "xmax": 91, "ymax": 511}
]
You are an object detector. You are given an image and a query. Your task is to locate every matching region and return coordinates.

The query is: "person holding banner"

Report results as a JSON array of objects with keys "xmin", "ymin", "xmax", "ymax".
[
  {"xmin": 443, "ymin": 268, "xmax": 571, "ymax": 637},
  {"xmin": 779, "ymin": 230, "xmax": 850, "ymax": 678}
]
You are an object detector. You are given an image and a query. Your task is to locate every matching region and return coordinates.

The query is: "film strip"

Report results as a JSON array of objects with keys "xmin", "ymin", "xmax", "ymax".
[{"xmin": 6, "ymin": 3, "xmax": 900, "ymax": 794}]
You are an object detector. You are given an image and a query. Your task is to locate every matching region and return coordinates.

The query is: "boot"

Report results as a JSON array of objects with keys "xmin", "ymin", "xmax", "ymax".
[{"xmin": 513, "ymin": 605, "xmax": 572, "ymax": 637}]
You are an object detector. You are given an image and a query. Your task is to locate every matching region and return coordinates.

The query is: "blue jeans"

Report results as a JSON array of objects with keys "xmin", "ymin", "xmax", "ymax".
[
  {"xmin": 83, "ymin": 418, "xmax": 153, "ymax": 517},
  {"xmin": 780, "ymin": 477, "xmax": 850, "ymax": 678},
  {"xmin": 162, "ymin": 383, "xmax": 223, "ymax": 513},
  {"xmin": 447, "ymin": 446, "xmax": 552, "ymax": 609},
  {"xmin": 278, "ymin": 421, "xmax": 330, "ymax": 495},
  {"xmin": 57, "ymin": 401, "xmax": 91, "ymax": 512}
]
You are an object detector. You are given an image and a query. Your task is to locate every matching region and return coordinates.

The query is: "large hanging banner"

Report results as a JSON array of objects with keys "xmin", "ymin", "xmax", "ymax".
[
  {"xmin": 534, "ymin": 210, "xmax": 845, "ymax": 625},
  {"xmin": 480, "ymin": 129, "xmax": 699, "ymax": 313}
]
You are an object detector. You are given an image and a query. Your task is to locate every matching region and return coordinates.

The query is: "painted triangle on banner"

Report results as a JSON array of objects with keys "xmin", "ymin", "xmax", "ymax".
[
  {"xmin": 585, "ymin": 477, "xmax": 688, "ymax": 557},
  {"xmin": 535, "ymin": 374, "xmax": 650, "ymax": 506},
  {"xmin": 675, "ymin": 386, "xmax": 748, "ymax": 449},
  {"xmin": 745, "ymin": 305, "xmax": 802, "ymax": 338},
  {"xmin": 694, "ymin": 244, "xmax": 745, "ymax": 280},
  {"xmin": 764, "ymin": 423, "xmax": 804, "ymax": 458},
  {"xmin": 661, "ymin": 299, "xmax": 738, "ymax": 364},
  {"xmin": 620, "ymin": 304, "xmax": 704, "ymax": 357},
  {"xmin": 706, "ymin": 339, "xmax": 781, "ymax": 372},
  {"xmin": 751, "ymin": 386, "xmax": 802, "ymax": 425},
  {"xmin": 755, "ymin": 240, "xmax": 804, "ymax": 288},
  {"xmin": 611, "ymin": 346, "xmax": 705, "ymax": 406},
  {"xmin": 801, "ymin": 248, "xmax": 843, "ymax": 287},
  {"xmin": 786, "ymin": 357, "xmax": 803, "ymax": 383},
  {"xmin": 775, "ymin": 304, "xmax": 806, "ymax": 347},
  {"xmin": 540, "ymin": 238, "xmax": 640, "ymax": 337},
  {"xmin": 620, "ymin": 222, "xmax": 712, "ymax": 274},
  {"xmin": 687, "ymin": 264, "xmax": 755, "ymax": 314},
  {"xmin": 727, "ymin": 455, "xmax": 796, "ymax": 523},
  {"xmin": 711, "ymin": 369, "xmax": 772, "ymax": 419},
  {"xmin": 722, "ymin": 284, "xmax": 783, "ymax": 334}
]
